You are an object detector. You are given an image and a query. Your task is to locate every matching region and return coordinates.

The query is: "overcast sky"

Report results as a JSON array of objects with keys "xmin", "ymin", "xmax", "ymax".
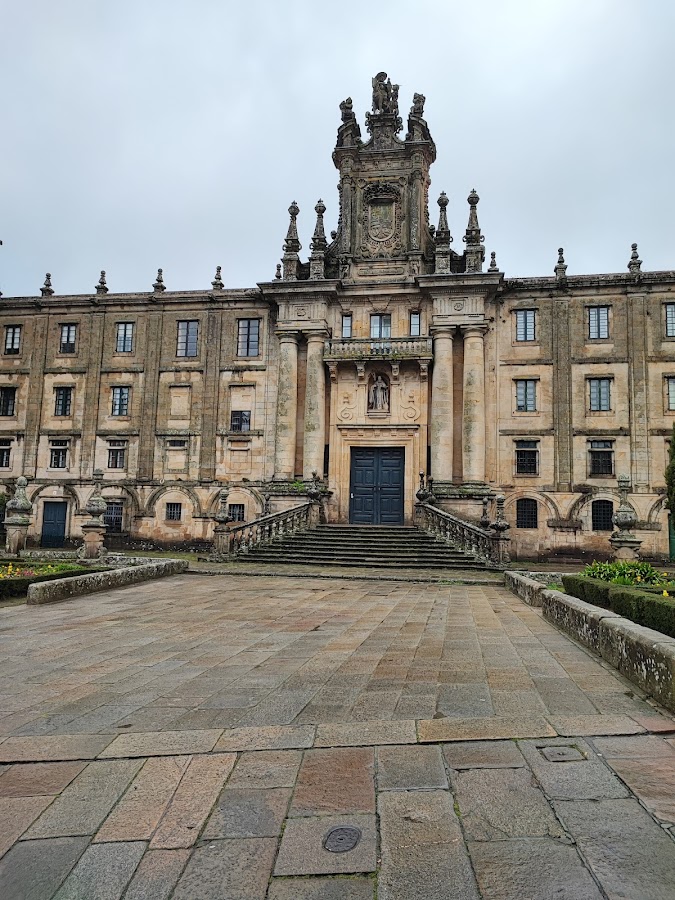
[{"xmin": 1, "ymin": 0, "xmax": 673, "ymax": 297}]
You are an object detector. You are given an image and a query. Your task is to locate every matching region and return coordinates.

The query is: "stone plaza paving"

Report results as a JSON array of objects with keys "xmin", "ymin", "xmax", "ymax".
[{"xmin": 1, "ymin": 574, "xmax": 675, "ymax": 899}]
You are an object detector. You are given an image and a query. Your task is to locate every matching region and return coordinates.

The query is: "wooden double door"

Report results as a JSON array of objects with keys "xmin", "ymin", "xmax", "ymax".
[{"xmin": 349, "ymin": 447, "xmax": 405, "ymax": 525}]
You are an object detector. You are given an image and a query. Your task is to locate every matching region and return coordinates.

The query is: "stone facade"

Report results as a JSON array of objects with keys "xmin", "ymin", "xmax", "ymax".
[{"xmin": 1, "ymin": 73, "xmax": 674, "ymax": 559}]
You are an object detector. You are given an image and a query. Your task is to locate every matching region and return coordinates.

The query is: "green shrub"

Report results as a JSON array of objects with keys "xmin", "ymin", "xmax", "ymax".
[
  {"xmin": 607, "ymin": 587, "xmax": 646, "ymax": 622},
  {"xmin": 583, "ymin": 560, "xmax": 665, "ymax": 585},
  {"xmin": 639, "ymin": 595, "xmax": 675, "ymax": 638},
  {"xmin": 562, "ymin": 575, "xmax": 612, "ymax": 607}
]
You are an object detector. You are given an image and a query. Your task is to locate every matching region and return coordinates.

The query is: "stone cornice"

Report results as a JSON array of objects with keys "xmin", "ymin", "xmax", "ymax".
[
  {"xmin": 0, "ymin": 289, "xmax": 269, "ymax": 311},
  {"xmin": 502, "ymin": 271, "xmax": 675, "ymax": 294}
]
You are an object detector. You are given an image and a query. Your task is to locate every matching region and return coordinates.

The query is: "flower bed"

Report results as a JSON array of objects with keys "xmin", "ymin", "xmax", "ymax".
[
  {"xmin": 562, "ymin": 561, "xmax": 675, "ymax": 638},
  {"xmin": 0, "ymin": 562, "xmax": 105, "ymax": 601}
]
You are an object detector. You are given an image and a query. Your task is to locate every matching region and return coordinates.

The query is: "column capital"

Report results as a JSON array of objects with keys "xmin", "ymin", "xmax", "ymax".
[
  {"xmin": 275, "ymin": 329, "xmax": 301, "ymax": 344},
  {"xmin": 429, "ymin": 325, "xmax": 456, "ymax": 340},
  {"xmin": 460, "ymin": 323, "xmax": 488, "ymax": 338},
  {"xmin": 305, "ymin": 329, "xmax": 330, "ymax": 344}
]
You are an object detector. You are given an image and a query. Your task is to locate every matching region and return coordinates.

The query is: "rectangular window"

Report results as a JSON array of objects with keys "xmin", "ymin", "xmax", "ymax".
[
  {"xmin": 237, "ymin": 319, "xmax": 260, "ymax": 357},
  {"xmin": 588, "ymin": 306, "xmax": 609, "ymax": 340},
  {"xmin": 59, "ymin": 324, "xmax": 77, "ymax": 354},
  {"xmin": 0, "ymin": 387, "xmax": 16, "ymax": 417},
  {"xmin": 341, "ymin": 314, "xmax": 352, "ymax": 339},
  {"xmin": 165, "ymin": 502, "xmax": 182, "ymax": 521},
  {"xmin": 370, "ymin": 314, "xmax": 391, "ymax": 339},
  {"xmin": 228, "ymin": 503, "xmax": 245, "ymax": 522},
  {"xmin": 176, "ymin": 320, "xmax": 199, "ymax": 357},
  {"xmin": 515, "ymin": 440, "xmax": 539, "ymax": 475},
  {"xmin": 107, "ymin": 440, "xmax": 127, "ymax": 469},
  {"xmin": 0, "ymin": 439, "xmax": 11, "ymax": 468},
  {"xmin": 230, "ymin": 410, "xmax": 251, "ymax": 432},
  {"xmin": 515, "ymin": 309, "xmax": 536, "ymax": 342},
  {"xmin": 54, "ymin": 387, "xmax": 72, "ymax": 417},
  {"xmin": 167, "ymin": 439, "xmax": 187, "ymax": 448},
  {"xmin": 111, "ymin": 387, "xmax": 130, "ymax": 416},
  {"xmin": 589, "ymin": 378, "xmax": 612, "ymax": 411},
  {"xmin": 516, "ymin": 498, "xmax": 539, "ymax": 529},
  {"xmin": 115, "ymin": 322, "xmax": 134, "ymax": 353},
  {"xmin": 589, "ymin": 440, "xmax": 614, "ymax": 476},
  {"xmin": 4, "ymin": 326, "xmax": 21, "ymax": 355},
  {"xmin": 515, "ymin": 379, "xmax": 537, "ymax": 412},
  {"xmin": 410, "ymin": 312, "xmax": 421, "ymax": 337},
  {"xmin": 104, "ymin": 501, "xmax": 124, "ymax": 532},
  {"xmin": 668, "ymin": 377, "xmax": 675, "ymax": 411},
  {"xmin": 666, "ymin": 304, "xmax": 675, "ymax": 338},
  {"xmin": 49, "ymin": 440, "xmax": 68, "ymax": 469}
]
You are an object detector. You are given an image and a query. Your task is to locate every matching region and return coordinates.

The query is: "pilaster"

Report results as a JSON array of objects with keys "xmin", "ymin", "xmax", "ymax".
[
  {"xmin": 461, "ymin": 324, "xmax": 487, "ymax": 484},
  {"xmin": 430, "ymin": 326, "xmax": 455, "ymax": 482},
  {"xmin": 274, "ymin": 331, "xmax": 300, "ymax": 479},
  {"xmin": 303, "ymin": 332, "xmax": 328, "ymax": 478}
]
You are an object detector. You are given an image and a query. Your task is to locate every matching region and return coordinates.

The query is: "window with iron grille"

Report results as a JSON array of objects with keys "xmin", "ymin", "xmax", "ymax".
[
  {"xmin": 54, "ymin": 387, "xmax": 72, "ymax": 417},
  {"xmin": 516, "ymin": 498, "xmax": 538, "ymax": 529},
  {"xmin": 176, "ymin": 320, "xmax": 199, "ymax": 357},
  {"xmin": 341, "ymin": 314, "xmax": 352, "ymax": 339},
  {"xmin": 165, "ymin": 502, "xmax": 182, "ymax": 521},
  {"xmin": 49, "ymin": 440, "xmax": 68, "ymax": 469},
  {"xmin": 4, "ymin": 326, "xmax": 21, "ymax": 355},
  {"xmin": 104, "ymin": 501, "xmax": 124, "ymax": 532},
  {"xmin": 111, "ymin": 387, "xmax": 130, "ymax": 416},
  {"xmin": 59, "ymin": 324, "xmax": 77, "ymax": 354},
  {"xmin": 0, "ymin": 439, "xmax": 11, "ymax": 468},
  {"xmin": 107, "ymin": 441, "xmax": 126, "ymax": 469},
  {"xmin": 410, "ymin": 312, "xmax": 421, "ymax": 337},
  {"xmin": 666, "ymin": 304, "xmax": 675, "ymax": 337},
  {"xmin": 228, "ymin": 503, "xmax": 245, "ymax": 522},
  {"xmin": 515, "ymin": 309, "xmax": 536, "ymax": 342},
  {"xmin": 515, "ymin": 380, "xmax": 537, "ymax": 412},
  {"xmin": 588, "ymin": 378, "xmax": 612, "ymax": 411},
  {"xmin": 592, "ymin": 499, "xmax": 614, "ymax": 531},
  {"xmin": 116, "ymin": 322, "xmax": 134, "ymax": 353},
  {"xmin": 588, "ymin": 306, "xmax": 610, "ymax": 340},
  {"xmin": 237, "ymin": 319, "xmax": 260, "ymax": 357},
  {"xmin": 667, "ymin": 377, "xmax": 675, "ymax": 411},
  {"xmin": 0, "ymin": 387, "xmax": 16, "ymax": 417},
  {"xmin": 589, "ymin": 440, "xmax": 614, "ymax": 476},
  {"xmin": 230, "ymin": 410, "xmax": 251, "ymax": 432},
  {"xmin": 370, "ymin": 314, "xmax": 391, "ymax": 339},
  {"xmin": 515, "ymin": 440, "xmax": 539, "ymax": 475}
]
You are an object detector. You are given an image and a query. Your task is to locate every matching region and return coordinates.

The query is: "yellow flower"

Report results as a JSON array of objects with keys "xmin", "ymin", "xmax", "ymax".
[{"xmin": 664, "ymin": 590, "xmax": 670, "ymax": 598}]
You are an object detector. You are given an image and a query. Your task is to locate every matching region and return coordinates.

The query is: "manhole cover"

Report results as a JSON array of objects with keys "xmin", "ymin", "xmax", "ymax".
[{"xmin": 323, "ymin": 826, "xmax": 362, "ymax": 853}]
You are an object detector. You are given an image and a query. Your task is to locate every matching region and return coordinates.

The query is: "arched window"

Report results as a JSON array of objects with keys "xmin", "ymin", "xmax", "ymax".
[
  {"xmin": 516, "ymin": 498, "xmax": 538, "ymax": 529},
  {"xmin": 592, "ymin": 499, "xmax": 614, "ymax": 532}
]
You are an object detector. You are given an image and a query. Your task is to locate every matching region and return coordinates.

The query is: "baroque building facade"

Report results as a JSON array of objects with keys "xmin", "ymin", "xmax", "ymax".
[{"xmin": 1, "ymin": 73, "xmax": 674, "ymax": 560}]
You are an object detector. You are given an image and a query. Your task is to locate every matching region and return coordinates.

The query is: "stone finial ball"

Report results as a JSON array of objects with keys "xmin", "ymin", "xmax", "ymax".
[
  {"xmin": 437, "ymin": 192, "xmax": 449, "ymax": 208},
  {"xmin": 467, "ymin": 189, "xmax": 479, "ymax": 205},
  {"xmin": 288, "ymin": 201, "xmax": 299, "ymax": 217}
]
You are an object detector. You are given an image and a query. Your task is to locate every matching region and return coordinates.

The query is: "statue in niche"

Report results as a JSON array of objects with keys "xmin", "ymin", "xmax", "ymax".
[{"xmin": 368, "ymin": 374, "xmax": 390, "ymax": 412}]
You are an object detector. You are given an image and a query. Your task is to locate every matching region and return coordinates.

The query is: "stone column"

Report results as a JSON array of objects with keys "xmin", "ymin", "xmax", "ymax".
[
  {"xmin": 303, "ymin": 332, "xmax": 327, "ymax": 479},
  {"xmin": 461, "ymin": 324, "xmax": 487, "ymax": 484},
  {"xmin": 274, "ymin": 332, "xmax": 299, "ymax": 480},
  {"xmin": 430, "ymin": 326, "xmax": 455, "ymax": 483}
]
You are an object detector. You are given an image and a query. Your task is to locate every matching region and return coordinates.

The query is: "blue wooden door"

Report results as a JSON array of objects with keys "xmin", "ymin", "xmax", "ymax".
[
  {"xmin": 349, "ymin": 447, "xmax": 404, "ymax": 524},
  {"xmin": 41, "ymin": 501, "xmax": 67, "ymax": 548}
]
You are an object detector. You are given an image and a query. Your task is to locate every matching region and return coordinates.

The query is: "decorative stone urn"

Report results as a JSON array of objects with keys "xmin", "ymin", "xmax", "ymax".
[
  {"xmin": 209, "ymin": 487, "xmax": 234, "ymax": 561},
  {"xmin": 80, "ymin": 471, "xmax": 107, "ymax": 560},
  {"xmin": 489, "ymin": 494, "xmax": 511, "ymax": 564},
  {"xmin": 609, "ymin": 475, "xmax": 642, "ymax": 560},
  {"xmin": 4, "ymin": 476, "xmax": 33, "ymax": 556}
]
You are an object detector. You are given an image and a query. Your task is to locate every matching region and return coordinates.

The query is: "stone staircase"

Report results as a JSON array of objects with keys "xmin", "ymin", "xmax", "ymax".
[{"xmin": 240, "ymin": 524, "xmax": 487, "ymax": 569}]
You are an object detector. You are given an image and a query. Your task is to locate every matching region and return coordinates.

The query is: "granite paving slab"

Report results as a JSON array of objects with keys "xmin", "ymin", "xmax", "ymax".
[{"xmin": 274, "ymin": 814, "xmax": 377, "ymax": 876}]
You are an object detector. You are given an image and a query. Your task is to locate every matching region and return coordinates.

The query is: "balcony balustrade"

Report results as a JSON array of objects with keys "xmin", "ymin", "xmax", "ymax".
[{"xmin": 324, "ymin": 336, "xmax": 433, "ymax": 361}]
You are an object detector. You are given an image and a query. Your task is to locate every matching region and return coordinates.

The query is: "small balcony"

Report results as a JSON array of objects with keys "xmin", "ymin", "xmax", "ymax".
[{"xmin": 324, "ymin": 336, "xmax": 433, "ymax": 361}]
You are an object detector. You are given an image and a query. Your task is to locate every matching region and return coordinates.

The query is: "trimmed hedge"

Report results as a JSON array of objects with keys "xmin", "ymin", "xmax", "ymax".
[
  {"xmin": 562, "ymin": 576, "xmax": 675, "ymax": 638},
  {"xmin": 0, "ymin": 567, "xmax": 100, "ymax": 601},
  {"xmin": 561, "ymin": 575, "xmax": 612, "ymax": 608}
]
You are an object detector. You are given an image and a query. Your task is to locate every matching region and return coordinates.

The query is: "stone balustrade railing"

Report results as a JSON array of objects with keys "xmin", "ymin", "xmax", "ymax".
[
  {"xmin": 324, "ymin": 337, "xmax": 433, "ymax": 360},
  {"xmin": 415, "ymin": 502, "xmax": 510, "ymax": 567},
  {"xmin": 222, "ymin": 502, "xmax": 313, "ymax": 557}
]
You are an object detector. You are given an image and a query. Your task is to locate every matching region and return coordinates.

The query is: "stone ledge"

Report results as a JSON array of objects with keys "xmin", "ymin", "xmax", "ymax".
[
  {"xmin": 506, "ymin": 571, "xmax": 675, "ymax": 713},
  {"xmin": 26, "ymin": 559, "xmax": 188, "ymax": 605}
]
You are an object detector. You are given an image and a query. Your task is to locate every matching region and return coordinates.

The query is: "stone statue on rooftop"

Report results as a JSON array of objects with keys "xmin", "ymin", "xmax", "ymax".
[{"xmin": 371, "ymin": 72, "xmax": 399, "ymax": 116}]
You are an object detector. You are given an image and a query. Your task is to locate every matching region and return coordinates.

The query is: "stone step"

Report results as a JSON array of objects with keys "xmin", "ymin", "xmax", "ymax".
[{"xmin": 241, "ymin": 555, "xmax": 486, "ymax": 569}]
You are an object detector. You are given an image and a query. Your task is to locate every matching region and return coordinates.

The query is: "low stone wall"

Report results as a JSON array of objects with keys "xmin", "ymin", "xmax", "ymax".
[
  {"xmin": 27, "ymin": 559, "xmax": 188, "ymax": 606},
  {"xmin": 507, "ymin": 571, "xmax": 675, "ymax": 712}
]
